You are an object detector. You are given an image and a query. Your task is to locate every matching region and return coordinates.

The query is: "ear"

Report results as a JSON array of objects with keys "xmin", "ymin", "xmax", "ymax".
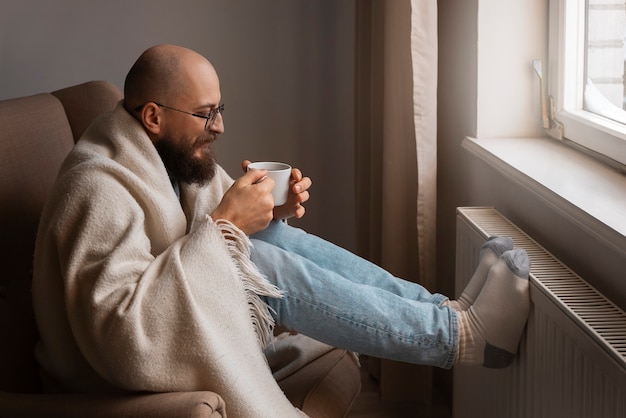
[{"xmin": 138, "ymin": 102, "xmax": 162, "ymax": 136}]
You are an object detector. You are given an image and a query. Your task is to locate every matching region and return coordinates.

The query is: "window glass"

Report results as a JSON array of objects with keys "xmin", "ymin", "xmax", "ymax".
[
  {"xmin": 584, "ymin": 0, "xmax": 626, "ymax": 124},
  {"xmin": 549, "ymin": 0, "xmax": 626, "ymax": 168}
]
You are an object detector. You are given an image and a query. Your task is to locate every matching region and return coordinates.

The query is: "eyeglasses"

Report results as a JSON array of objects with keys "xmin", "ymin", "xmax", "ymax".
[{"xmin": 134, "ymin": 102, "xmax": 224, "ymax": 131}]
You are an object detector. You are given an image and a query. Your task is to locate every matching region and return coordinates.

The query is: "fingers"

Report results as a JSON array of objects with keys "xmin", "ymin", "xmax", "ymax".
[
  {"xmin": 293, "ymin": 202, "xmax": 306, "ymax": 219},
  {"xmin": 292, "ymin": 175, "xmax": 312, "ymax": 194},
  {"xmin": 291, "ymin": 167, "xmax": 302, "ymax": 182},
  {"xmin": 243, "ymin": 166, "xmax": 270, "ymax": 185},
  {"xmin": 213, "ymin": 169, "xmax": 276, "ymax": 235},
  {"xmin": 293, "ymin": 189, "xmax": 309, "ymax": 205}
]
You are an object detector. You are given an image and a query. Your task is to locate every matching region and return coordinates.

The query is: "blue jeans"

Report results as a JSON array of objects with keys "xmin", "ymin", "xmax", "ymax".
[{"xmin": 250, "ymin": 220, "xmax": 458, "ymax": 369}]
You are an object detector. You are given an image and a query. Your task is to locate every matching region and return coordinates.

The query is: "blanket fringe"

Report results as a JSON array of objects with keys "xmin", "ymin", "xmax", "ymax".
[{"xmin": 214, "ymin": 218, "xmax": 284, "ymax": 348}]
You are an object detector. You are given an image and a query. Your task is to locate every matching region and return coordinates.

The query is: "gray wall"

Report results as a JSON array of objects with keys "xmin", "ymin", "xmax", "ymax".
[{"xmin": 0, "ymin": 0, "xmax": 357, "ymax": 250}]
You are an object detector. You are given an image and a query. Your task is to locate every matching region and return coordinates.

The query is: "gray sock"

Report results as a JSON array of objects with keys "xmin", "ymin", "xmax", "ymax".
[
  {"xmin": 455, "ymin": 249, "xmax": 530, "ymax": 368},
  {"xmin": 447, "ymin": 236, "xmax": 514, "ymax": 311}
]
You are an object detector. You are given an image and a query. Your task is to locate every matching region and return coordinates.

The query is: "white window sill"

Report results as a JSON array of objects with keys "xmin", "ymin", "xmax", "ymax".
[{"xmin": 462, "ymin": 136, "xmax": 626, "ymax": 252}]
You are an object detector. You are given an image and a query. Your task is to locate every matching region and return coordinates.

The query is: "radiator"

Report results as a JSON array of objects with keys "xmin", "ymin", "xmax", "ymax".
[{"xmin": 453, "ymin": 207, "xmax": 626, "ymax": 418}]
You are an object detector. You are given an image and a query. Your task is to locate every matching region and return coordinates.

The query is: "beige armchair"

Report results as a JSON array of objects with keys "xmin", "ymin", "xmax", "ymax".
[{"xmin": 0, "ymin": 81, "xmax": 360, "ymax": 417}]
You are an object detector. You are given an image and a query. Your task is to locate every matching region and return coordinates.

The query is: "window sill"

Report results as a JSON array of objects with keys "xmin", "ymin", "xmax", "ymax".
[{"xmin": 462, "ymin": 136, "xmax": 626, "ymax": 253}]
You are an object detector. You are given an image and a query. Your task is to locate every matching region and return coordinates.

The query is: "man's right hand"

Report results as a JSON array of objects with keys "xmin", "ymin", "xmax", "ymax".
[{"xmin": 210, "ymin": 169, "xmax": 275, "ymax": 235}]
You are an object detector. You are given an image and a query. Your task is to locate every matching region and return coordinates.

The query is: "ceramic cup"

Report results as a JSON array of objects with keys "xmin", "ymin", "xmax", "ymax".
[{"xmin": 247, "ymin": 161, "xmax": 292, "ymax": 206}]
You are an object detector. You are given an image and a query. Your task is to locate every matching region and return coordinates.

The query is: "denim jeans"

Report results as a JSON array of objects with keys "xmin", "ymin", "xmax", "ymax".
[{"xmin": 250, "ymin": 220, "xmax": 458, "ymax": 369}]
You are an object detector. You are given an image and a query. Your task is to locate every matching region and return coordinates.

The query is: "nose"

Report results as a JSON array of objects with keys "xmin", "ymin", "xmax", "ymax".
[{"xmin": 209, "ymin": 112, "xmax": 224, "ymax": 134}]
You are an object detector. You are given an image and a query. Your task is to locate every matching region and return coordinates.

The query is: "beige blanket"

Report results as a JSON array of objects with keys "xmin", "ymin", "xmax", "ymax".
[{"xmin": 32, "ymin": 102, "xmax": 308, "ymax": 417}]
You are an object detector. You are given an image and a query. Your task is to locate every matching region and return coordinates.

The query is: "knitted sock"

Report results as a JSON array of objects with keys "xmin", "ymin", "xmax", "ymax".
[
  {"xmin": 446, "ymin": 236, "xmax": 514, "ymax": 311},
  {"xmin": 455, "ymin": 249, "xmax": 530, "ymax": 368}
]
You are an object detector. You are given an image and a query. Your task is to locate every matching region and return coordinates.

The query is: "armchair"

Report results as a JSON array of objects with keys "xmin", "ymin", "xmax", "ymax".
[{"xmin": 0, "ymin": 81, "xmax": 360, "ymax": 417}]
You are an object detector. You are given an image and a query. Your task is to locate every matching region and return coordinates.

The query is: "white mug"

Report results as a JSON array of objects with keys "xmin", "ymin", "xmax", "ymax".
[{"xmin": 247, "ymin": 161, "xmax": 292, "ymax": 206}]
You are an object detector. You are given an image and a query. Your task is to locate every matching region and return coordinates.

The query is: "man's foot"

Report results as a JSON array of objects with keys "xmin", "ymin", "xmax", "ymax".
[
  {"xmin": 447, "ymin": 236, "xmax": 514, "ymax": 311},
  {"xmin": 455, "ymin": 249, "xmax": 530, "ymax": 368}
]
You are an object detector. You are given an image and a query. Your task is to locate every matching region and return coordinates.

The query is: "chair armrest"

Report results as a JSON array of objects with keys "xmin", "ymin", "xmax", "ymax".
[
  {"xmin": 0, "ymin": 390, "xmax": 225, "ymax": 418},
  {"xmin": 278, "ymin": 348, "xmax": 361, "ymax": 417}
]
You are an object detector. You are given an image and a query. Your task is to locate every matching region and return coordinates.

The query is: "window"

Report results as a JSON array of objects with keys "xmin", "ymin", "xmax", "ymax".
[{"xmin": 547, "ymin": 0, "xmax": 626, "ymax": 168}]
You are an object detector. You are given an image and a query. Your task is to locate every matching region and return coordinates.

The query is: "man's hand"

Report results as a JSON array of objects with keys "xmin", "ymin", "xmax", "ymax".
[
  {"xmin": 211, "ymin": 168, "xmax": 275, "ymax": 235},
  {"xmin": 242, "ymin": 160, "xmax": 312, "ymax": 221}
]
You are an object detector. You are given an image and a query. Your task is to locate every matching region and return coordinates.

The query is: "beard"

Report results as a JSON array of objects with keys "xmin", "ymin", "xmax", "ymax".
[{"xmin": 154, "ymin": 134, "xmax": 217, "ymax": 186}]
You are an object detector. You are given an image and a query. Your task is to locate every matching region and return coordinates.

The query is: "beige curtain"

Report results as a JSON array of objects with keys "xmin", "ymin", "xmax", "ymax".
[
  {"xmin": 355, "ymin": 0, "xmax": 438, "ymax": 403},
  {"xmin": 356, "ymin": 0, "xmax": 437, "ymax": 289}
]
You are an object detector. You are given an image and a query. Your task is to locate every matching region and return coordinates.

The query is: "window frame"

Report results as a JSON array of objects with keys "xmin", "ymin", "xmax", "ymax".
[{"xmin": 548, "ymin": 0, "xmax": 626, "ymax": 168}]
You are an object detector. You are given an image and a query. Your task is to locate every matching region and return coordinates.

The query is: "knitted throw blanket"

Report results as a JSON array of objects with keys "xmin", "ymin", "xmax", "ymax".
[{"xmin": 32, "ymin": 102, "xmax": 305, "ymax": 417}]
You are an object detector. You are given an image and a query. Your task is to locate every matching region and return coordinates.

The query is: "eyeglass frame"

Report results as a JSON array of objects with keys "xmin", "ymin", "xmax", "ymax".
[{"xmin": 134, "ymin": 101, "xmax": 224, "ymax": 131}]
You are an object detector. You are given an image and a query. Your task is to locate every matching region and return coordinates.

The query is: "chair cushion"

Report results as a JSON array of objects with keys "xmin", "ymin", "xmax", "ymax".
[{"xmin": 278, "ymin": 348, "xmax": 361, "ymax": 417}]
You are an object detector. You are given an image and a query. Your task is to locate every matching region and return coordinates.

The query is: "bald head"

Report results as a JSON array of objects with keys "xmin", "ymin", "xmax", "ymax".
[{"xmin": 123, "ymin": 44, "xmax": 218, "ymax": 113}]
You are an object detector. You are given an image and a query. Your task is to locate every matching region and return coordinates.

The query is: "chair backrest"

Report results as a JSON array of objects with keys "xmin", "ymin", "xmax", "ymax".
[
  {"xmin": 52, "ymin": 80, "xmax": 123, "ymax": 143},
  {"xmin": 0, "ymin": 81, "xmax": 122, "ymax": 392}
]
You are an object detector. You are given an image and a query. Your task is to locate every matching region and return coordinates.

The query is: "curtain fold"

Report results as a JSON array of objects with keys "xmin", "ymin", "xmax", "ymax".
[
  {"xmin": 356, "ymin": 0, "xmax": 437, "ymax": 289},
  {"xmin": 355, "ymin": 0, "xmax": 438, "ymax": 404},
  {"xmin": 411, "ymin": 0, "xmax": 438, "ymax": 290}
]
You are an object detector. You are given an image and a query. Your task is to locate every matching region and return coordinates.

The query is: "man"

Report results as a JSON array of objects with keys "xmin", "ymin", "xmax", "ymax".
[{"xmin": 32, "ymin": 44, "xmax": 530, "ymax": 417}]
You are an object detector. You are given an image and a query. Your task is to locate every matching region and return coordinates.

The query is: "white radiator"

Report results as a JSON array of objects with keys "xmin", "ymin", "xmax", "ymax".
[{"xmin": 453, "ymin": 207, "xmax": 626, "ymax": 418}]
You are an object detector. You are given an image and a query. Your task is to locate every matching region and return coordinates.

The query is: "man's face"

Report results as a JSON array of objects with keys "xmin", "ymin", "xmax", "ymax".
[
  {"xmin": 153, "ymin": 68, "xmax": 224, "ymax": 186},
  {"xmin": 154, "ymin": 123, "xmax": 218, "ymax": 185}
]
